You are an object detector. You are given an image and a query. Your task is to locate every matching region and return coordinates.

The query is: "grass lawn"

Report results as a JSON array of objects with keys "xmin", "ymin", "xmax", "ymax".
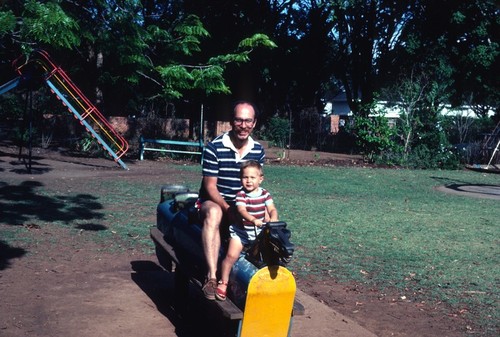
[
  {"xmin": 178, "ymin": 164, "xmax": 499, "ymax": 334},
  {"xmin": 1, "ymin": 163, "xmax": 498, "ymax": 335}
]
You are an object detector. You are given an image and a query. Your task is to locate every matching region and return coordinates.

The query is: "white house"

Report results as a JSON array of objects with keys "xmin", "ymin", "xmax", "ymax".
[{"xmin": 323, "ymin": 91, "xmax": 495, "ymax": 131}]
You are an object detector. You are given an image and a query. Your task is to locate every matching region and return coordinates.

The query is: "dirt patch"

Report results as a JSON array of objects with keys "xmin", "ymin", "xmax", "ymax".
[
  {"xmin": 0, "ymin": 145, "xmax": 474, "ymax": 337},
  {"xmin": 265, "ymin": 147, "xmax": 367, "ymax": 167}
]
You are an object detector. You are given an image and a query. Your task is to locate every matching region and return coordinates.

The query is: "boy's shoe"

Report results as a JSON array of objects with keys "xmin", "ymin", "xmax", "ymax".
[
  {"xmin": 215, "ymin": 280, "xmax": 228, "ymax": 301},
  {"xmin": 202, "ymin": 278, "xmax": 217, "ymax": 300}
]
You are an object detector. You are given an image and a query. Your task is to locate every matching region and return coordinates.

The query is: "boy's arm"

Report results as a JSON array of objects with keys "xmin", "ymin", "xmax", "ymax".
[
  {"xmin": 236, "ymin": 205, "xmax": 264, "ymax": 227},
  {"xmin": 266, "ymin": 203, "xmax": 279, "ymax": 222}
]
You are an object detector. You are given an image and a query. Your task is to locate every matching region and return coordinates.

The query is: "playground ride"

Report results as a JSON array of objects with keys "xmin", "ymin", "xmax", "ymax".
[
  {"xmin": 466, "ymin": 121, "xmax": 500, "ymax": 174},
  {"xmin": 150, "ymin": 184, "xmax": 304, "ymax": 337},
  {"xmin": 0, "ymin": 50, "xmax": 129, "ymax": 170}
]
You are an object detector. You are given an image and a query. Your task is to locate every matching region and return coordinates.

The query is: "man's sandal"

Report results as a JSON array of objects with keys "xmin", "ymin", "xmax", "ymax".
[{"xmin": 215, "ymin": 280, "xmax": 228, "ymax": 301}]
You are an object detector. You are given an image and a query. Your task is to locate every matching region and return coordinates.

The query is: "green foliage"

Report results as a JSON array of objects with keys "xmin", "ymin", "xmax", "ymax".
[
  {"xmin": 11, "ymin": 126, "xmax": 37, "ymax": 146},
  {"xmin": 0, "ymin": 0, "xmax": 80, "ymax": 58},
  {"xmin": 1, "ymin": 2, "xmax": 276, "ymax": 107},
  {"xmin": 353, "ymin": 115, "xmax": 399, "ymax": 162},
  {"xmin": 156, "ymin": 65, "xmax": 194, "ymax": 99},
  {"xmin": 192, "ymin": 66, "xmax": 230, "ymax": 95},
  {"xmin": 155, "ymin": 31, "xmax": 276, "ymax": 99},
  {"xmin": 0, "ymin": 93, "xmax": 24, "ymax": 119},
  {"xmin": 204, "ymin": 33, "xmax": 276, "ymax": 67},
  {"xmin": 23, "ymin": 0, "xmax": 80, "ymax": 49},
  {"xmin": 0, "ymin": 9, "xmax": 16, "ymax": 34},
  {"xmin": 73, "ymin": 133, "xmax": 105, "ymax": 157},
  {"xmin": 398, "ymin": 0, "xmax": 499, "ymax": 114},
  {"xmin": 370, "ymin": 113, "xmax": 465, "ymax": 169},
  {"xmin": 208, "ymin": 52, "xmax": 250, "ymax": 65},
  {"xmin": 260, "ymin": 116, "xmax": 290, "ymax": 148},
  {"xmin": 238, "ymin": 33, "xmax": 278, "ymax": 49},
  {"xmin": 148, "ymin": 13, "xmax": 239, "ymax": 98},
  {"xmin": 172, "ymin": 14, "xmax": 210, "ymax": 56},
  {"xmin": 378, "ymin": 61, "xmax": 464, "ymax": 168},
  {"xmin": 405, "ymin": 144, "xmax": 461, "ymax": 169}
]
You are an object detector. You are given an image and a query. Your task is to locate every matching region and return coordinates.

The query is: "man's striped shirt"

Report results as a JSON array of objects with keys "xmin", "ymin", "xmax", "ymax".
[{"xmin": 199, "ymin": 132, "xmax": 265, "ymax": 202}]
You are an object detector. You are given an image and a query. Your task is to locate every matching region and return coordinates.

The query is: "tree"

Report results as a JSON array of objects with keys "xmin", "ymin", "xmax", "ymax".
[
  {"xmin": 384, "ymin": 69, "xmax": 429, "ymax": 157},
  {"xmin": 2, "ymin": 0, "xmax": 497, "ymax": 156},
  {"xmin": 0, "ymin": 1, "xmax": 276, "ymax": 118},
  {"xmin": 446, "ymin": 0, "xmax": 499, "ymax": 115},
  {"xmin": 393, "ymin": 0, "xmax": 499, "ymax": 114},
  {"xmin": 0, "ymin": 0, "xmax": 80, "ymax": 50},
  {"xmin": 330, "ymin": 0, "xmax": 417, "ymax": 117},
  {"xmin": 0, "ymin": 0, "xmax": 80, "ymax": 74}
]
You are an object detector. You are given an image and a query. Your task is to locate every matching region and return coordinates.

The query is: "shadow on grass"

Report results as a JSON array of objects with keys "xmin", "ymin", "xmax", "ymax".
[
  {"xmin": 0, "ymin": 240, "xmax": 26, "ymax": 270},
  {"xmin": 431, "ymin": 175, "xmax": 500, "ymax": 200},
  {"xmin": 75, "ymin": 223, "xmax": 108, "ymax": 231},
  {"xmin": 130, "ymin": 260, "xmax": 239, "ymax": 337},
  {"xmin": 430, "ymin": 175, "xmax": 474, "ymax": 185},
  {"xmin": 0, "ymin": 148, "xmax": 53, "ymax": 175},
  {"xmin": 0, "ymin": 146, "xmax": 116, "ymax": 173},
  {"xmin": 9, "ymin": 159, "xmax": 52, "ymax": 175},
  {"xmin": 0, "ymin": 180, "xmax": 105, "ymax": 226},
  {"xmin": 444, "ymin": 183, "xmax": 500, "ymax": 197},
  {"xmin": 0, "ymin": 179, "xmax": 107, "ymax": 270}
]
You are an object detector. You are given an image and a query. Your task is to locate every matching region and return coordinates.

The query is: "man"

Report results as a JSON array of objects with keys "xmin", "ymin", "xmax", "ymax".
[{"xmin": 198, "ymin": 101, "xmax": 265, "ymax": 300}]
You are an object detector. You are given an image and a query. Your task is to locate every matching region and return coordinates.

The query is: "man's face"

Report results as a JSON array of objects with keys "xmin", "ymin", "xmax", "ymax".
[{"xmin": 231, "ymin": 103, "xmax": 256, "ymax": 142}]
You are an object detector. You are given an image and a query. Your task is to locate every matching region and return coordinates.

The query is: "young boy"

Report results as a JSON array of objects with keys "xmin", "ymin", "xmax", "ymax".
[{"xmin": 215, "ymin": 160, "xmax": 278, "ymax": 301}]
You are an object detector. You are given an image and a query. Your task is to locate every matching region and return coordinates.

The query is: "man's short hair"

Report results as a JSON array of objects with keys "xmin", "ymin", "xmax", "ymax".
[{"xmin": 232, "ymin": 100, "xmax": 259, "ymax": 119}]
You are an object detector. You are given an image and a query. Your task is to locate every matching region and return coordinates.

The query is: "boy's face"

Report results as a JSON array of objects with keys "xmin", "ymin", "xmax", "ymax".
[{"xmin": 241, "ymin": 166, "xmax": 263, "ymax": 192}]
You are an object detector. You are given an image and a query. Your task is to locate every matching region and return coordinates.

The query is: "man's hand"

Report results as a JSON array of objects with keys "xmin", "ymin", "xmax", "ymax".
[{"xmin": 226, "ymin": 205, "xmax": 239, "ymax": 224}]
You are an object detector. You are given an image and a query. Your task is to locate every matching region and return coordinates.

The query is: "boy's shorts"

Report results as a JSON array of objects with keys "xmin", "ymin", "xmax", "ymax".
[{"xmin": 229, "ymin": 225, "xmax": 262, "ymax": 246}]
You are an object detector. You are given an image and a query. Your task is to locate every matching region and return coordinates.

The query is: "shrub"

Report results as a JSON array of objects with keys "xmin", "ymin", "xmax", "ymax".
[
  {"xmin": 260, "ymin": 116, "xmax": 290, "ymax": 148},
  {"xmin": 353, "ymin": 115, "xmax": 400, "ymax": 162},
  {"xmin": 399, "ymin": 143, "xmax": 460, "ymax": 169}
]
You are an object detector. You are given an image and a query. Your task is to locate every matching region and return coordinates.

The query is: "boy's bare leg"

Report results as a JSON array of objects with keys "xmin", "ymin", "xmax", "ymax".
[{"xmin": 216, "ymin": 238, "xmax": 243, "ymax": 300}]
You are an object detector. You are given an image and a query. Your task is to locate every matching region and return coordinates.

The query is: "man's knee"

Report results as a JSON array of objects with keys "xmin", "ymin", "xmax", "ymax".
[{"xmin": 201, "ymin": 202, "xmax": 223, "ymax": 229}]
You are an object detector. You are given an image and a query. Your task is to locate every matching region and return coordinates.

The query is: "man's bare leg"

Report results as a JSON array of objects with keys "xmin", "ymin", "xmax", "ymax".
[{"xmin": 200, "ymin": 201, "xmax": 222, "ymax": 300}]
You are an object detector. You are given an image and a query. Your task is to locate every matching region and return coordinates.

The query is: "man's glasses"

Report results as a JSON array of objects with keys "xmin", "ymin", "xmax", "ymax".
[{"xmin": 233, "ymin": 118, "xmax": 255, "ymax": 126}]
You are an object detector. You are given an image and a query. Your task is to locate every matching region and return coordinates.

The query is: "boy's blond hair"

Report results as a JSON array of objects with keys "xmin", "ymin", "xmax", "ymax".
[{"xmin": 240, "ymin": 160, "xmax": 263, "ymax": 176}]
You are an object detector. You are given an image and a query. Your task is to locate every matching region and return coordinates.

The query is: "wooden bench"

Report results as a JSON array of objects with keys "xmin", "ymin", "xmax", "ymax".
[
  {"xmin": 139, "ymin": 136, "xmax": 204, "ymax": 162},
  {"xmin": 150, "ymin": 227, "xmax": 305, "ymax": 321}
]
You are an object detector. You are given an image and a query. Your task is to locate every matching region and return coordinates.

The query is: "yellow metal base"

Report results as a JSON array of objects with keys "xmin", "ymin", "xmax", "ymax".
[{"xmin": 239, "ymin": 266, "xmax": 296, "ymax": 337}]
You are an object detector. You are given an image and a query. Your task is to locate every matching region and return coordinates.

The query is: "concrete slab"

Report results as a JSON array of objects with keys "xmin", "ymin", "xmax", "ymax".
[{"xmin": 292, "ymin": 290, "xmax": 378, "ymax": 337}]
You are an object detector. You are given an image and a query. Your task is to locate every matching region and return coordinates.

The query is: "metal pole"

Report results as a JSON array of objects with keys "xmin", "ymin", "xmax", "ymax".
[
  {"xmin": 288, "ymin": 105, "xmax": 292, "ymax": 159},
  {"xmin": 486, "ymin": 139, "xmax": 500, "ymax": 169},
  {"xmin": 200, "ymin": 103, "xmax": 204, "ymax": 163},
  {"xmin": 200, "ymin": 103, "xmax": 204, "ymax": 141},
  {"xmin": 25, "ymin": 90, "xmax": 33, "ymax": 173}
]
